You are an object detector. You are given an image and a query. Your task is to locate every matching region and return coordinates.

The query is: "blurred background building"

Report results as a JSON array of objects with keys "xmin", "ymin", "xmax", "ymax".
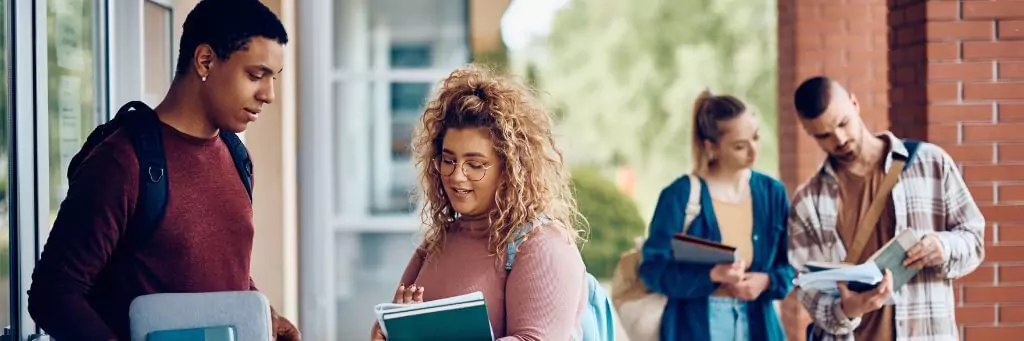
[{"xmin": 2, "ymin": 0, "xmax": 1022, "ymax": 340}]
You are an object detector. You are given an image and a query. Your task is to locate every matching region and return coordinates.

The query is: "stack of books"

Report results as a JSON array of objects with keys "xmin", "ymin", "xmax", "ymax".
[{"xmin": 375, "ymin": 291, "xmax": 494, "ymax": 341}]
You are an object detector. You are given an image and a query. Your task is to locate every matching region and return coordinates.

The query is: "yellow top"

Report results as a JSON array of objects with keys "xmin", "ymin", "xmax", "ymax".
[{"xmin": 711, "ymin": 197, "xmax": 754, "ymax": 297}]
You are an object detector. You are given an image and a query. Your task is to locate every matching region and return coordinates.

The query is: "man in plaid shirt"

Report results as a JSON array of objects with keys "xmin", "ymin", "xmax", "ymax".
[{"xmin": 786, "ymin": 76, "xmax": 985, "ymax": 341}]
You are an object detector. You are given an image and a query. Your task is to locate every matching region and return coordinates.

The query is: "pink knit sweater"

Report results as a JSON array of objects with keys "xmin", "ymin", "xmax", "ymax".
[{"xmin": 398, "ymin": 216, "xmax": 587, "ymax": 340}]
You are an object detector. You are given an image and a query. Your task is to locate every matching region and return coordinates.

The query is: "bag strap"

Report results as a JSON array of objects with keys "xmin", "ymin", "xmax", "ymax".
[
  {"xmin": 843, "ymin": 158, "xmax": 906, "ymax": 263},
  {"xmin": 125, "ymin": 103, "xmax": 170, "ymax": 247},
  {"xmin": 504, "ymin": 215, "xmax": 551, "ymax": 271},
  {"xmin": 220, "ymin": 132, "xmax": 254, "ymax": 202},
  {"xmin": 682, "ymin": 174, "xmax": 702, "ymax": 235}
]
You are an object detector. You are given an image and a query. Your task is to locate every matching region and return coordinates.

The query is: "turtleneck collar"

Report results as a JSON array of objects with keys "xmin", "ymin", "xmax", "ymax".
[{"xmin": 451, "ymin": 214, "xmax": 492, "ymax": 239}]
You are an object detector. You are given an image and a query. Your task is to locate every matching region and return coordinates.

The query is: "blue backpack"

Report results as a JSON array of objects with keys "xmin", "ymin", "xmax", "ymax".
[{"xmin": 506, "ymin": 216, "xmax": 617, "ymax": 341}]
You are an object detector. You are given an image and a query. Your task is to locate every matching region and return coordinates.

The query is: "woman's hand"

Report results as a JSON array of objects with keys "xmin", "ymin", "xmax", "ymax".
[
  {"xmin": 710, "ymin": 260, "xmax": 746, "ymax": 285},
  {"xmin": 371, "ymin": 283, "xmax": 425, "ymax": 340}
]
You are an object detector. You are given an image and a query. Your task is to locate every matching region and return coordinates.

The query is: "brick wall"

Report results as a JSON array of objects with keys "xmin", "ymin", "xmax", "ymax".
[
  {"xmin": 783, "ymin": 0, "xmax": 1024, "ymax": 340},
  {"xmin": 907, "ymin": 0, "xmax": 1024, "ymax": 339},
  {"xmin": 778, "ymin": 0, "xmax": 890, "ymax": 192}
]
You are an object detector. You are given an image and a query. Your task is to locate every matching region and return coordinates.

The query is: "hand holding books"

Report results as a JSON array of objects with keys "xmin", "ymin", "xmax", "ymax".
[
  {"xmin": 839, "ymin": 269, "xmax": 894, "ymax": 318},
  {"xmin": 710, "ymin": 260, "xmax": 746, "ymax": 284},
  {"xmin": 903, "ymin": 234, "xmax": 945, "ymax": 269},
  {"xmin": 372, "ymin": 283, "xmax": 425, "ymax": 341}
]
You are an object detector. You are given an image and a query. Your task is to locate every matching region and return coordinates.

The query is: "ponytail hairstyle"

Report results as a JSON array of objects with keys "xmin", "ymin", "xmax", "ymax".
[{"xmin": 691, "ymin": 89, "xmax": 748, "ymax": 176}]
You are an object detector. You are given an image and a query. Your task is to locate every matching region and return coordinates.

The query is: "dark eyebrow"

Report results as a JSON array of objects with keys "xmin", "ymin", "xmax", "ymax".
[{"xmin": 250, "ymin": 65, "xmax": 282, "ymax": 75}]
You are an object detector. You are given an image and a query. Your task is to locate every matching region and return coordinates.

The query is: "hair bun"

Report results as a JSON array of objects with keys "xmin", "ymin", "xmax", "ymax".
[{"xmin": 472, "ymin": 85, "xmax": 487, "ymax": 100}]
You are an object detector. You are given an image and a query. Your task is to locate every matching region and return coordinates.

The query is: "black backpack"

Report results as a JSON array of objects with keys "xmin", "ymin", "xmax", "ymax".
[{"xmin": 67, "ymin": 101, "xmax": 253, "ymax": 247}]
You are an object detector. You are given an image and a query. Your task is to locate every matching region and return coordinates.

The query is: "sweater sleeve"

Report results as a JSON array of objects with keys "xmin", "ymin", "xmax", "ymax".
[
  {"xmin": 498, "ymin": 224, "xmax": 586, "ymax": 341},
  {"xmin": 28, "ymin": 144, "xmax": 137, "ymax": 341}
]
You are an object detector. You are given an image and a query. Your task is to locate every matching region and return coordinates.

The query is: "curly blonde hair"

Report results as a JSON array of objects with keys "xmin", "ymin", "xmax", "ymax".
[{"xmin": 411, "ymin": 64, "xmax": 584, "ymax": 259}]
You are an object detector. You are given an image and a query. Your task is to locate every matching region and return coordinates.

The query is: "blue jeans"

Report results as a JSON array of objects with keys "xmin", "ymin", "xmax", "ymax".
[{"xmin": 708, "ymin": 296, "xmax": 750, "ymax": 341}]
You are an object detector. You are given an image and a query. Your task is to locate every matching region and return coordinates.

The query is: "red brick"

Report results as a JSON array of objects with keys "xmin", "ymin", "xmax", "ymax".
[
  {"xmin": 927, "ymin": 22, "xmax": 995, "ymax": 41},
  {"xmin": 1002, "ymin": 183, "xmax": 1024, "ymax": 203},
  {"xmin": 928, "ymin": 104, "xmax": 994, "ymax": 123},
  {"xmin": 1000, "ymin": 61, "xmax": 1024, "ymax": 80},
  {"xmin": 964, "ymin": 41, "xmax": 1024, "ymax": 60},
  {"xmin": 963, "ymin": 123, "xmax": 1024, "ymax": 142},
  {"xmin": 987, "ymin": 223, "xmax": 997, "ymax": 242},
  {"xmin": 979, "ymin": 204, "xmax": 1024, "ymax": 222},
  {"xmin": 945, "ymin": 143, "xmax": 996, "ymax": 162},
  {"xmin": 800, "ymin": 20, "xmax": 846, "ymax": 35},
  {"xmin": 1001, "ymin": 104, "xmax": 1024, "ymax": 122},
  {"xmin": 824, "ymin": 34, "xmax": 872, "ymax": 50},
  {"xmin": 963, "ymin": 2, "xmax": 1024, "ymax": 20},
  {"xmin": 1000, "ymin": 264, "xmax": 1024, "ymax": 283},
  {"xmin": 929, "ymin": 62, "xmax": 994, "ymax": 81},
  {"xmin": 822, "ymin": 4, "xmax": 869, "ymax": 21},
  {"xmin": 1000, "ymin": 143, "xmax": 1024, "ymax": 161},
  {"xmin": 970, "ymin": 184, "xmax": 996, "ymax": 204},
  {"xmin": 926, "ymin": 1, "xmax": 959, "ymax": 21},
  {"xmin": 928, "ymin": 123, "xmax": 960, "ymax": 143},
  {"xmin": 928, "ymin": 82, "xmax": 961, "ymax": 102},
  {"xmin": 999, "ymin": 305, "xmax": 1024, "ymax": 323},
  {"xmin": 964, "ymin": 325, "xmax": 1024, "ymax": 340},
  {"xmin": 960, "ymin": 266, "xmax": 996, "ymax": 285},
  {"xmin": 958, "ymin": 305, "xmax": 997, "ymax": 325},
  {"xmin": 928, "ymin": 42, "xmax": 961, "ymax": 60},
  {"xmin": 1000, "ymin": 223, "xmax": 1024, "ymax": 243},
  {"xmin": 964, "ymin": 83, "xmax": 1024, "ymax": 100},
  {"xmin": 999, "ymin": 20, "xmax": 1024, "ymax": 40},
  {"xmin": 964, "ymin": 285, "xmax": 1024, "ymax": 303}
]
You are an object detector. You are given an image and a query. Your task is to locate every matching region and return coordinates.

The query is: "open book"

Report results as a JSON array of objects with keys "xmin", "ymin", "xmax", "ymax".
[
  {"xmin": 796, "ymin": 229, "xmax": 923, "ymax": 292},
  {"xmin": 671, "ymin": 233, "xmax": 737, "ymax": 265},
  {"xmin": 374, "ymin": 291, "xmax": 494, "ymax": 341}
]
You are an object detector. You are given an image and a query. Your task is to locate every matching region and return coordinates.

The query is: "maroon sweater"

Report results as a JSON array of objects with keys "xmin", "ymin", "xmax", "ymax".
[{"xmin": 28, "ymin": 123, "xmax": 256, "ymax": 341}]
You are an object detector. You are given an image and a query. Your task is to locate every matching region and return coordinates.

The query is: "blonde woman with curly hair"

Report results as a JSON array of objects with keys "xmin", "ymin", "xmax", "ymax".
[{"xmin": 370, "ymin": 65, "xmax": 588, "ymax": 340}]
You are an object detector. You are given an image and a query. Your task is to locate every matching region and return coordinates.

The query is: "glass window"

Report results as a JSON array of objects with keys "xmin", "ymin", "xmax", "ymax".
[
  {"xmin": 334, "ymin": 231, "xmax": 418, "ymax": 340},
  {"xmin": 1, "ymin": 0, "xmax": 10, "ymax": 329},
  {"xmin": 332, "ymin": 0, "xmax": 468, "ymax": 216},
  {"xmin": 47, "ymin": 0, "xmax": 103, "ymax": 223}
]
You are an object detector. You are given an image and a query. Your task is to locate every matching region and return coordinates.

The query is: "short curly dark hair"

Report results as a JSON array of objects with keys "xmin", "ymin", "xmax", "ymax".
[{"xmin": 174, "ymin": 0, "xmax": 289, "ymax": 76}]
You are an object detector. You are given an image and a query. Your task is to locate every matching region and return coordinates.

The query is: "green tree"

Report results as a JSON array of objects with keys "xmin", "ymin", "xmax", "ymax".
[
  {"xmin": 573, "ymin": 166, "xmax": 646, "ymax": 279},
  {"xmin": 541, "ymin": 0, "xmax": 778, "ymax": 217}
]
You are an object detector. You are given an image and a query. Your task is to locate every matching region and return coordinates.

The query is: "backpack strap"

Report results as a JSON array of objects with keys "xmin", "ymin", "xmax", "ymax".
[
  {"xmin": 220, "ymin": 132, "xmax": 254, "ymax": 201},
  {"xmin": 122, "ymin": 102, "xmax": 170, "ymax": 246},
  {"xmin": 504, "ymin": 215, "xmax": 552, "ymax": 272},
  {"xmin": 682, "ymin": 173, "xmax": 702, "ymax": 235},
  {"xmin": 902, "ymin": 139, "xmax": 921, "ymax": 172}
]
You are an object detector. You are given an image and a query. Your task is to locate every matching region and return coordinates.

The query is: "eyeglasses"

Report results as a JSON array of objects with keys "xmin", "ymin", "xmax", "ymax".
[{"xmin": 434, "ymin": 156, "xmax": 495, "ymax": 181}]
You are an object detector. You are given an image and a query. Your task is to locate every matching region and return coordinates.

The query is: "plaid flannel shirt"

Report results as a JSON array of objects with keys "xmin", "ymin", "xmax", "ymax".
[{"xmin": 788, "ymin": 133, "xmax": 986, "ymax": 341}]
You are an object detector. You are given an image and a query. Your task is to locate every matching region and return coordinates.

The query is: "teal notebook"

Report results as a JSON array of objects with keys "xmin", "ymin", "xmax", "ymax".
[
  {"xmin": 375, "ymin": 291, "xmax": 493, "ymax": 341},
  {"xmin": 146, "ymin": 326, "xmax": 236, "ymax": 341}
]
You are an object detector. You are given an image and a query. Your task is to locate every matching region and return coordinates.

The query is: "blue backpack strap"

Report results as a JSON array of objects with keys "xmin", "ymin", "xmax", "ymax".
[
  {"xmin": 504, "ymin": 215, "xmax": 551, "ymax": 271},
  {"xmin": 220, "ymin": 132, "xmax": 254, "ymax": 202}
]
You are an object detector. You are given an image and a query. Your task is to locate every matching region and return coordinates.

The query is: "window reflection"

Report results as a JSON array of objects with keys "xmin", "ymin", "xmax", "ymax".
[{"xmin": 47, "ymin": 0, "xmax": 101, "ymax": 223}]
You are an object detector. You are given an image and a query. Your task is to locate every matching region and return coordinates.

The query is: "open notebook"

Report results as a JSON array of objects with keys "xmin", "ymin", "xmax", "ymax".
[
  {"xmin": 796, "ymin": 229, "xmax": 923, "ymax": 292},
  {"xmin": 374, "ymin": 291, "xmax": 494, "ymax": 341}
]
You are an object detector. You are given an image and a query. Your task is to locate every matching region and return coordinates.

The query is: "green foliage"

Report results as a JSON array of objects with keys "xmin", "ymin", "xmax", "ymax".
[
  {"xmin": 540, "ymin": 0, "xmax": 778, "ymax": 217},
  {"xmin": 572, "ymin": 166, "xmax": 646, "ymax": 279},
  {"xmin": 474, "ymin": 40, "xmax": 511, "ymax": 73}
]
